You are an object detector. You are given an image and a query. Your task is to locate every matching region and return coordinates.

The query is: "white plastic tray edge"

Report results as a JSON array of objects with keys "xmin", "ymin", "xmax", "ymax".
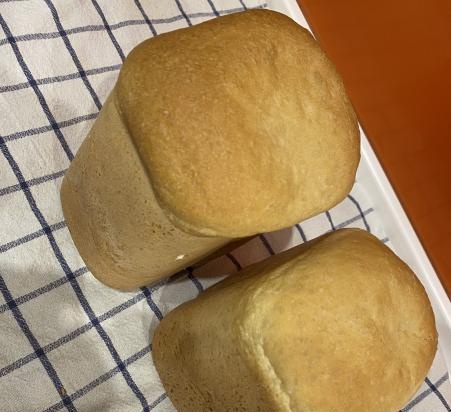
[
  {"xmin": 267, "ymin": 0, "xmax": 451, "ymax": 371},
  {"xmin": 360, "ymin": 134, "xmax": 451, "ymax": 368}
]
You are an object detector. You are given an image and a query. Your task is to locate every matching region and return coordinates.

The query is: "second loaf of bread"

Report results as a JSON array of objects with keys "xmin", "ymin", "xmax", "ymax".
[{"xmin": 153, "ymin": 229, "xmax": 437, "ymax": 412}]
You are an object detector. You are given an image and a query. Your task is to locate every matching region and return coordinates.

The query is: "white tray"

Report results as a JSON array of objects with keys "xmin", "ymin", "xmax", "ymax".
[{"xmin": 268, "ymin": 0, "xmax": 451, "ymax": 371}]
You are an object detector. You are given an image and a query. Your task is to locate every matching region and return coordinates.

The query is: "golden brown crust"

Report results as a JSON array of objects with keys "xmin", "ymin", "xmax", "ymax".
[
  {"xmin": 61, "ymin": 94, "xmax": 229, "ymax": 290},
  {"xmin": 153, "ymin": 229, "xmax": 437, "ymax": 412},
  {"xmin": 117, "ymin": 10, "xmax": 360, "ymax": 237}
]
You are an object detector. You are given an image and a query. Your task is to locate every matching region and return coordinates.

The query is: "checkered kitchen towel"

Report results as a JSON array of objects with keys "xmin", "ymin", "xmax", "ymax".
[{"xmin": 0, "ymin": 1, "xmax": 450, "ymax": 411}]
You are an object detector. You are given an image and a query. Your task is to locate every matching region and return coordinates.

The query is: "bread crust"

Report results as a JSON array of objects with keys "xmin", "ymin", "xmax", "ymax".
[
  {"xmin": 61, "ymin": 94, "xmax": 228, "ymax": 290},
  {"xmin": 61, "ymin": 9, "xmax": 360, "ymax": 288},
  {"xmin": 153, "ymin": 229, "xmax": 438, "ymax": 412},
  {"xmin": 117, "ymin": 10, "xmax": 360, "ymax": 237}
]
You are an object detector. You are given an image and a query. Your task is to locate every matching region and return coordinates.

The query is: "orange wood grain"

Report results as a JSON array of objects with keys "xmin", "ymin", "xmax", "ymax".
[{"xmin": 296, "ymin": 0, "xmax": 451, "ymax": 296}]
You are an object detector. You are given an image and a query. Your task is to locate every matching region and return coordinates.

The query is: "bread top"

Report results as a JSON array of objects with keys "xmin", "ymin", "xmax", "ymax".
[
  {"xmin": 214, "ymin": 229, "xmax": 436, "ymax": 412},
  {"xmin": 193, "ymin": 229, "xmax": 436, "ymax": 411},
  {"xmin": 116, "ymin": 10, "xmax": 360, "ymax": 237}
]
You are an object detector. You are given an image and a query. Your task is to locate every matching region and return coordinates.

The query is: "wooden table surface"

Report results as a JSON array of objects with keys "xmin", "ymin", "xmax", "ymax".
[{"xmin": 296, "ymin": 0, "xmax": 451, "ymax": 296}]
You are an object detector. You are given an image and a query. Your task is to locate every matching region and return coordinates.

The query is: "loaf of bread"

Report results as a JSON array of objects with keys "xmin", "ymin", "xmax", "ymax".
[
  {"xmin": 61, "ymin": 9, "xmax": 360, "ymax": 290},
  {"xmin": 153, "ymin": 229, "xmax": 437, "ymax": 412}
]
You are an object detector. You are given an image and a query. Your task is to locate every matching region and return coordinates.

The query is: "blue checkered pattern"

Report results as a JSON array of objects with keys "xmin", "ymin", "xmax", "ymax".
[{"xmin": 0, "ymin": 1, "xmax": 449, "ymax": 411}]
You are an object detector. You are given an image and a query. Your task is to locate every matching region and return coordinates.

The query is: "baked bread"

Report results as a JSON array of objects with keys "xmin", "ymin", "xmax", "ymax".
[
  {"xmin": 61, "ymin": 9, "xmax": 360, "ymax": 290},
  {"xmin": 153, "ymin": 229, "xmax": 437, "ymax": 412}
]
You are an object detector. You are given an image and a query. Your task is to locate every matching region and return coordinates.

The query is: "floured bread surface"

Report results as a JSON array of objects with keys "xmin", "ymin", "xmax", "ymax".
[
  {"xmin": 152, "ymin": 229, "xmax": 437, "ymax": 412},
  {"xmin": 117, "ymin": 9, "xmax": 360, "ymax": 237}
]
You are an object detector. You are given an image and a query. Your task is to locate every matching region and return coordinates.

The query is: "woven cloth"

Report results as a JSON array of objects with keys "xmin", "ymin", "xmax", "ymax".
[{"xmin": 0, "ymin": 1, "xmax": 449, "ymax": 411}]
